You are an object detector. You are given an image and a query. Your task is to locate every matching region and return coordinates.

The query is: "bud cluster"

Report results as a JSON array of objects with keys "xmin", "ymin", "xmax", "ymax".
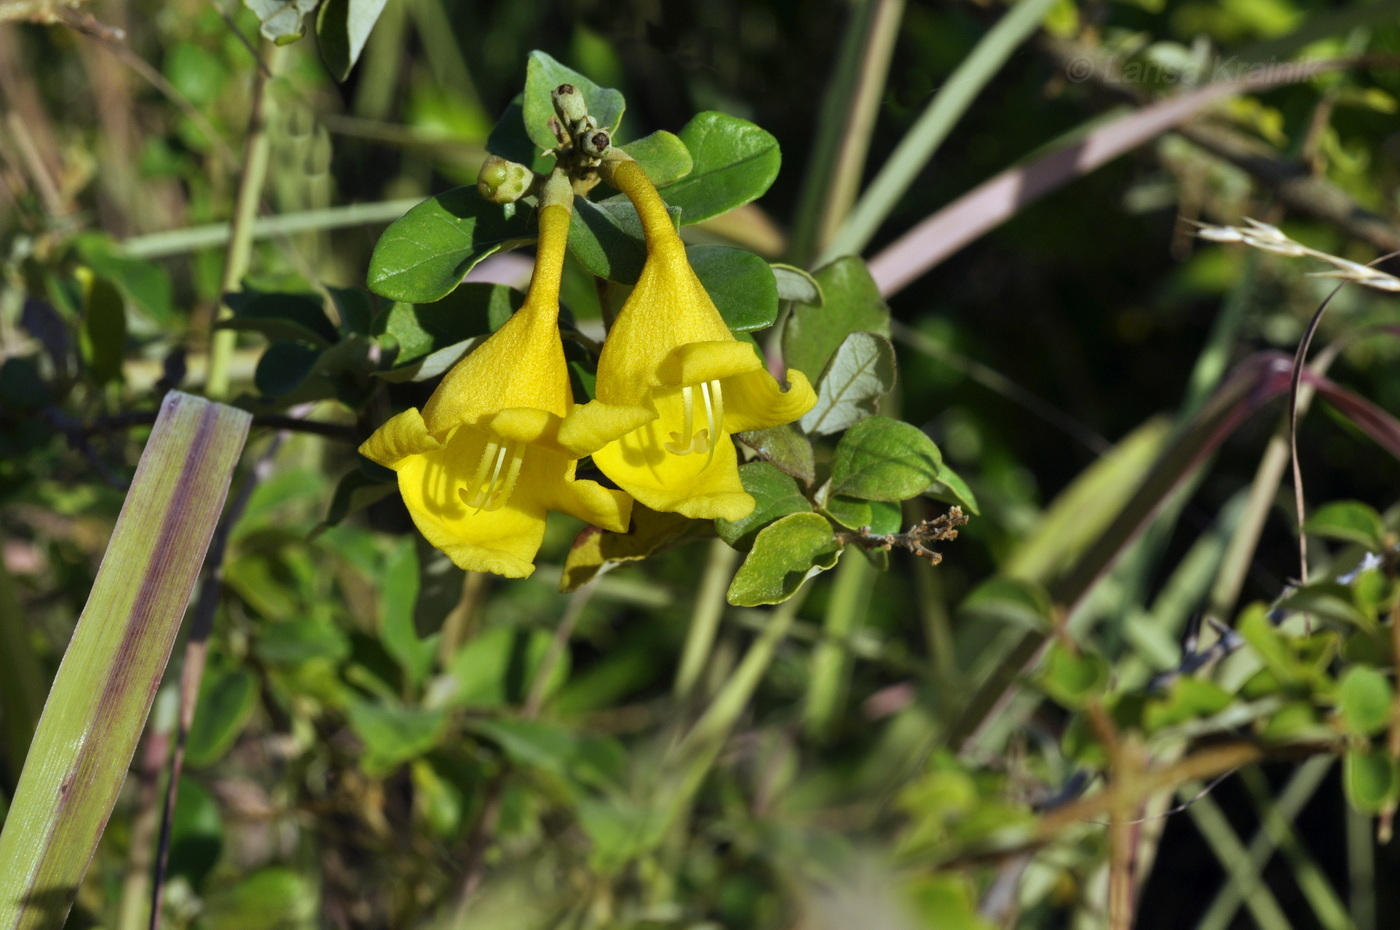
[{"xmin": 475, "ymin": 84, "xmax": 615, "ymax": 206}]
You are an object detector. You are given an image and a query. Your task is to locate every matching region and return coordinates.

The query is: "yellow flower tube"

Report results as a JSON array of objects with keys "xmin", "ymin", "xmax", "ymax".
[
  {"xmin": 574, "ymin": 156, "xmax": 815, "ymax": 522},
  {"xmin": 360, "ymin": 172, "xmax": 637, "ymax": 578}
]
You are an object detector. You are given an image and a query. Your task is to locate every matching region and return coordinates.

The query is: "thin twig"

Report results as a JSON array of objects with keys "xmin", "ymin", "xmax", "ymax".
[{"xmin": 833, "ymin": 507, "xmax": 968, "ymax": 565}]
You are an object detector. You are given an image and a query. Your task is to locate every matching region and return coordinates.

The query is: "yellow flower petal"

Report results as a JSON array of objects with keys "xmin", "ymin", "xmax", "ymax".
[
  {"xmin": 557, "ymin": 399, "xmax": 657, "ymax": 457},
  {"xmin": 394, "ymin": 425, "xmax": 549, "ymax": 578},
  {"xmin": 655, "ymin": 340, "xmax": 763, "ymax": 387},
  {"xmin": 590, "ymin": 387, "xmax": 753, "ymax": 521},
  {"xmin": 721, "ymin": 367, "xmax": 816, "ymax": 434},
  {"xmin": 359, "ymin": 407, "xmax": 442, "ymax": 468}
]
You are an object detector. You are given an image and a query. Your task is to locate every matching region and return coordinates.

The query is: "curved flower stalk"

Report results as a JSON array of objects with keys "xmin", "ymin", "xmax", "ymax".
[
  {"xmin": 567, "ymin": 155, "xmax": 816, "ymax": 521},
  {"xmin": 360, "ymin": 173, "xmax": 638, "ymax": 578}
]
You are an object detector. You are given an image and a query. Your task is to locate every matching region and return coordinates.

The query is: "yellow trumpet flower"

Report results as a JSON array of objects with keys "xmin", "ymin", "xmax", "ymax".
[
  {"xmin": 573, "ymin": 157, "xmax": 815, "ymax": 521},
  {"xmin": 360, "ymin": 173, "xmax": 639, "ymax": 578}
]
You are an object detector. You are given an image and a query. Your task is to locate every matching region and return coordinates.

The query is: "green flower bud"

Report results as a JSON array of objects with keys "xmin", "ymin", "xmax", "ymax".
[{"xmin": 477, "ymin": 155, "xmax": 536, "ymax": 204}]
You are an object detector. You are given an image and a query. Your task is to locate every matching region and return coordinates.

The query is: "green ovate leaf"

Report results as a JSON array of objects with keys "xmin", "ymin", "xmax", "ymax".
[
  {"xmin": 367, "ymin": 189, "xmax": 533, "ymax": 302},
  {"xmin": 1304, "ymin": 500, "xmax": 1386, "ymax": 550},
  {"xmin": 1143, "ymin": 677, "xmax": 1234, "ymax": 732},
  {"xmin": 254, "ymin": 341, "xmax": 322, "ymax": 399},
  {"xmin": 1344, "ymin": 749, "xmax": 1400, "ymax": 814},
  {"xmin": 828, "ymin": 416, "xmax": 943, "ymax": 502},
  {"xmin": 621, "ymin": 130, "xmax": 692, "ymax": 186},
  {"xmin": 203, "ymin": 866, "xmax": 317, "ymax": 930},
  {"xmin": 737, "ymin": 423, "xmax": 816, "ymax": 484},
  {"xmin": 689, "ymin": 246, "xmax": 778, "ymax": 332},
  {"xmin": 771, "ymin": 263, "xmax": 823, "ymax": 305},
  {"xmin": 801, "ymin": 331, "xmax": 896, "ymax": 436},
  {"xmin": 79, "ymin": 272, "xmax": 127, "ymax": 386},
  {"xmin": 783, "ymin": 256, "xmax": 890, "ymax": 382},
  {"xmin": 243, "ymin": 0, "xmax": 318, "ymax": 44},
  {"xmin": 716, "ymin": 462, "xmax": 813, "ymax": 550},
  {"xmin": 655, "ymin": 111, "xmax": 780, "ymax": 225},
  {"xmin": 523, "ymin": 51, "xmax": 625, "ymax": 151},
  {"xmin": 1039, "ymin": 643, "xmax": 1110, "ymax": 708},
  {"xmin": 185, "ymin": 668, "xmax": 258, "ymax": 767},
  {"xmin": 316, "ymin": 0, "xmax": 389, "ymax": 80},
  {"xmin": 347, "ymin": 701, "xmax": 447, "ymax": 775},
  {"xmin": 74, "ymin": 233, "xmax": 176, "ymax": 326},
  {"xmin": 468, "ymin": 719, "xmax": 626, "ymax": 794},
  {"xmin": 1337, "ymin": 665, "xmax": 1394, "ymax": 737},
  {"xmin": 223, "ymin": 289, "xmax": 339, "ymax": 346},
  {"xmin": 728, "ymin": 512, "xmax": 842, "ymax": 607},
  {"xmin": 578, "ymin": 797, "xmax": 668, "ymax": 875}
]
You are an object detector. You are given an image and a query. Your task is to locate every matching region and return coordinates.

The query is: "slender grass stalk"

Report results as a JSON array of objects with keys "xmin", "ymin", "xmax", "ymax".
[
  {"xmin": 114, "ymin": 188, "xmax": 436, "ymax": 265},
  {"xmin": 1347, "ymin": 803, "xmax": 1377, "ymax": 930},
  {"xmin": 1184, "ymin": 780, "xmax": 1295, "ymax": 930},
  {"xmin": 674, "ymin": 587, "xmax": 809, "ymax": 763},
  {"xmin": 673, "ymin": 540, "xmax": 741, "ymax": 701},
  {"xmin": 822, "ymin": 0, "xmax": 1059, "ymax": 263},
  {"xmin": 0, "ymin": 392, "xmax": 249, "ymax": 930},
  {"xmin": 1192, "ymin": 758, "xmax": 1334, "ymax": 930},
  {"xmin": 205, "ymin": 41, "xmax": 287, "ymax": 401},
  {"xmin": 1238, "ymin": 765, "xmax": 1354, "ymax": 930},
  {"xmin": 803, "ymin": 554, "xmax": 875, "ymax": 740},
  {"xmin": 788, "ymin": 0, "xmax": 905, "ymax": 266}
]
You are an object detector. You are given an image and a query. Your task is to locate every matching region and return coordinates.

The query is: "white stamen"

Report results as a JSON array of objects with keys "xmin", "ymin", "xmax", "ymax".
[
  {"xmin": 665, "ymin": 385, "xmax": 696, "ymax": 453},
  {"xmin": 461, "ymin": 439, "xmax": 526, "ymax": 512}
]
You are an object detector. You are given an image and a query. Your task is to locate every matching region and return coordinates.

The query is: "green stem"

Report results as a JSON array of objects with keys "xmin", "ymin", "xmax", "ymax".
[
  {"xmin": 673, "ymin": 539, "xmax": 741, "ymax": 700},
  {"xmin": 205, "ymin": 42, "xmax": 286, "ymax": 401},
  {"xmin": 803, "ymin": 554, "xmax": 875, "ymax": 740}
]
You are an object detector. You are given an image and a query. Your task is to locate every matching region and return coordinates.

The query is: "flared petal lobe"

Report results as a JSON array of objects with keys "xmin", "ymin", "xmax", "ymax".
[
  {"xmin": 361, "ymin": 194, "xmax": 633, "ymax": 577},
  {"xmin": 586, "ymin": 159, "xmax": 815, "ymax": 521}
]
